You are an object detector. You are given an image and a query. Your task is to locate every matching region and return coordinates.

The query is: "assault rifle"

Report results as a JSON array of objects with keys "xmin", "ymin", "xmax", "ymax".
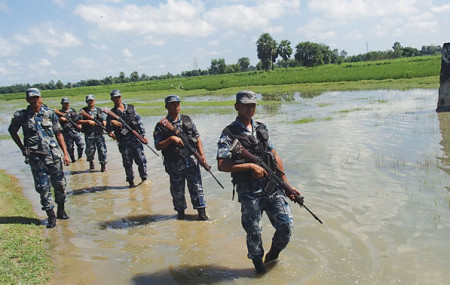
[
  {"xmin": 102, "ymin": 107, "xmax": 159, "ymax": 157},
  {"xmin": 159, "ymin": 116, "xmax": 224, "ymax": 189},
  {"xmin": 54, "ymin": 109, "xmax": 81, "ymax": 131},
  {"xmin": 79, "ymin": 109, "xmax": 108, "ymax": 134},
  {"xmin": 229, "ymin": 139, "xmax": 323, "ymax": 224}
]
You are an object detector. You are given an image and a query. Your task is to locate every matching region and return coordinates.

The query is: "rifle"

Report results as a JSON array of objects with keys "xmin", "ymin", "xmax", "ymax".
[
  {"xmin": 54, "ymin": 109, "xmax": 80, "ymax": 131},
  {"xmin": 102, "ymin": 107, "xmax": 159, "ymax": 157},
  {"xmin": 159, "ymin": 116, "xmax": 224, "ymax": 189},
  {"xmin": 79, "ymin": 109, "xmax": 108, "ymax": 134},
  {"xmin": 229, "ymin": 139, "xmax": 323, "ymax": 224}
]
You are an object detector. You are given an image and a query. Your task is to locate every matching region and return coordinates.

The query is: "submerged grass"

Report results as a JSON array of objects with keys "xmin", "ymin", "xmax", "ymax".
[{"xmin": 0, "ymin": 170, "xmax": 53, "ymax": 285}]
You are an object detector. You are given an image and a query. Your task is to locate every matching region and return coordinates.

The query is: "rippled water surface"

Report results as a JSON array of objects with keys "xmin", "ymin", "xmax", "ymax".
[{"xmin": 0, "ymin": 89, "xmax": 449, "ymax": 284}]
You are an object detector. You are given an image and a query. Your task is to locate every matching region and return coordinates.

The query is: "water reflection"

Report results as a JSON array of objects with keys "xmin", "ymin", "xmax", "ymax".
[{"xmin": 0, "ymin": 89, "xmax": 449, "ymax": 284}]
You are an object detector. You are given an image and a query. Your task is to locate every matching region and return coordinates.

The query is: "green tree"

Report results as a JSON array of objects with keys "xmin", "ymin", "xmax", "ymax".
[
  {"xmin": 56, "ymin": 80, "xmax": 64, "ymax": 89},
  {"xmin": 130, "ymin": 71, "xmax": 139, "ymax": 82},
  {"xmin": 237, "ymin": 57, "xmax": 250, "ymax": 72},
  {"xmin": 119, "ymin": 72, "xmax": 125, "ymax": 82},
  {"xmin": 392, "ymin": 41, "xmax": 402, "ymax": 51},
  {"xmin": 257, "ymin": 33, "xmax": 278, "ymax": 71},
  {"xmin": 209, "ymin": 58, "xmax": 227, "ymax": 75},
  {"xmin": 277, "ymin": 40, "xmax": 292, "ymax": 68},
  {"xmin": 295, "ymin": 42, "xmax": 331, "ymax": 67}
]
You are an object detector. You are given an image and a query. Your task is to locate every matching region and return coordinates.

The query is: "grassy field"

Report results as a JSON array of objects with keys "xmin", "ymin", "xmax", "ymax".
[
  {"xmin": 0, "ymin": 55, "xmax": 441, "ymax": 102},
  {"xmin": 0, "ymin": 171, "xmax": 53, "ymax": 285}
]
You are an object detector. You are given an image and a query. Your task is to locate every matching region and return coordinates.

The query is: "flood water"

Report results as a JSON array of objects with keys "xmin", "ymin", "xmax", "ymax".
[{"xmin": 0, "ymin": 89, "xmax": 449, "ymax": 284}]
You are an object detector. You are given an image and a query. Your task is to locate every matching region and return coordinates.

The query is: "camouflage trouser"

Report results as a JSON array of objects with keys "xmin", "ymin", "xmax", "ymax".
[
  {"xmin": 63, "ymin": 130, "xmax": 84, "ymax": 159},
  {"xmin": 28, "ymin": 155, "xmax": 66, "ymax": 211},
  {"xmin": 165, "ymin": 162, "xmax": 206, "ymax": 211},
  {"xmin": 118, "ymin": 140, "xmax": 147, "ymax": 182},
  {"xmin": 84, "ymin": 133, "xmax": 107, "ymax": 164},
  {"xmin": 238, "ymin": 189, "xmax": 293, "ymax": 260}
]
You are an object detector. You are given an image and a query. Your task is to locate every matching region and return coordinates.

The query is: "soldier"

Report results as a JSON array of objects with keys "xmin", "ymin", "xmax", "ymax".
[
  {"xmin": 57, "ymin": 97, "xmax": 84, "ymax": 162},
  {"xmin": 106, "ymin": 89, "xmax": 148, "ymax": 187},
  {"xmin": 153, "ymin": 95, "xmax": 208, "ymax": 221},
  {"xmin": 216, "ymin": 90, "xmax": 300, "ymax": 273},
  {"xmin": 9, "ymin": 88, "xmax": 70, "ymax": 228},
  {"xmin": 77, "ymin": 94, "xmax": 107, "ymax": 172}
]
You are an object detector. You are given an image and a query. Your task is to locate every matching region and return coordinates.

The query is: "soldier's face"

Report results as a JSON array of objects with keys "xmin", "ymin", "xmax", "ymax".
[
  {"xmin": 235, "ymin": 102, "xmax": 256, "ymax": 119},
  {"xmin": 27, "ymin": 96, "xmax": 42, "ymax": 109},
  {"xmin": 166, "ymin": 101, "xmax": 181, "ymax": 115},
  {"xmin": 112, "ymin": 96, "xmax": 122, "ymax": 105},
  {"xmin": 62, "ymin": 102, "xmax": 70, "ymax": 109},
  {"xmin": 86, "ymin": 99, "xmax": 95, "ymax": 107}
]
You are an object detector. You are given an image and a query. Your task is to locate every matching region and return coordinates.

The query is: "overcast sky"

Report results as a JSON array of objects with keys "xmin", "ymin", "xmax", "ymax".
[{"xmin": 0, "ymin": 0, "xmax": 449, "ymax": 87}]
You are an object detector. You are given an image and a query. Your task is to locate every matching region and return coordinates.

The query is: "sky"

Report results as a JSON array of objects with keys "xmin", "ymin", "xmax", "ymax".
[{"xmin": 0, "ymin": 0, "xmax": 449, "ymax": 87}]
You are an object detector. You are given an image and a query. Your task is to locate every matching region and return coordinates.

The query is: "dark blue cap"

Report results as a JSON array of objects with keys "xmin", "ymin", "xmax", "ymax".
[
  {"xmin": 86, "ymin": 94, "xmax": 95, "ymax": 101},
  {"xmin": 236, "ymin": 90, "xmax": 257, "ymax": 104},
  {"xmin": 26, "ymin": 88, "xmax": 41, "ymax": 98},
  {"xmin": 165, "ymin": 94, "xmax": 181, "ymax": 103},
  {"xmin": 110, "ymin": 89, "xmax": 121, "ymax": 98}
]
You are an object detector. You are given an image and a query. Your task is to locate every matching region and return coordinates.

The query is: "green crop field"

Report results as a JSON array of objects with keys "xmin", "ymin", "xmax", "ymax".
[{"xmin": 0, "ymin": 55, "xmax": 440, "ymax": 102}]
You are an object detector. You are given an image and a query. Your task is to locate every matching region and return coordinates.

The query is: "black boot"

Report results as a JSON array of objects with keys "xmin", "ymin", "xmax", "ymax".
[
  {"xmin": 252, "ymin": 259, "xmax": 266, "ymax": 274},
  {"xmin": 100, "ymin": 163, "xmax": 106, "ymax": 172},
  {"xmin": 78, "ymin": 148, "xmax": 83, "ymax": 159},
  {"xmin": 46, "ymin": 209, "xmax": 56, "ymax": 228},
  {"xmin": 70, "ymin": 153, "xmax": 76, "ymax": 163},
  {"xmin": 177, "ymin": 210, "xmax": 185, "ymax": 220},
  {"xmin": 128, "ymin": 180, "xmax": 135, "ymax": 188},
  {"xmin": 57, "ymin": 203, "xmax": 69, "ymax": 219},
  {"xmin": 197, "ymin": 208, "xmax": 209, "ymax": 221},
  {"xmin": 89, "ymin": 160, "xmax": 95, "ymax": 171},
  {"xmin": 264, "ymin": 244, "xmax": 283, "ymax": 263}
]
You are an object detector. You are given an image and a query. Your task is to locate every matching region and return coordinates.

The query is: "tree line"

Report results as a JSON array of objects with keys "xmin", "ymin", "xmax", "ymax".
[{"xmin": 0, "ymin": 33, "xmax": 442, "ymax": 94}]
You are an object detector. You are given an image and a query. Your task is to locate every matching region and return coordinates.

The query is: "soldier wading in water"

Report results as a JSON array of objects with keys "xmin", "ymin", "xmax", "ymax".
[
  {"xmin": 217, "ymin": 90, "xmax": 300, "ymax": 273},
  {"xmin": 9, "ymin": 88, "xmax": 71, "ymax": 228}
]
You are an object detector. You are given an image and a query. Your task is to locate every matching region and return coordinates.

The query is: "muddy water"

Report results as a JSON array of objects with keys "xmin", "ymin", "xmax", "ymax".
[{"xmin": 0, "ymin": 89, "xmax": 449, "ymax": 284}]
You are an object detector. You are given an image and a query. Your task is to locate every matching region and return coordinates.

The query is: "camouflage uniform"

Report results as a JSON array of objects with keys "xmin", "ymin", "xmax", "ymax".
[
  {"xmin": 153, "ymin": 114, "xmax": 207, "ymax": 212},
  {"xmin": 217, "ymin": 118, "xmax": 293, "ymax": 260},
  {"xmin": 106, "ymin": 103, "xmax": 147, "ymax": 183},
  {"xmin": 58, "ymin": 107, "xmax": 84, "ymax": 161},
  {"xmin": 77, "ymin": 106, "xmax": 107, "ymax": 166},
  {"xmin": 8, "ymin": 104, "xmax": 67, "ymax": 211}
]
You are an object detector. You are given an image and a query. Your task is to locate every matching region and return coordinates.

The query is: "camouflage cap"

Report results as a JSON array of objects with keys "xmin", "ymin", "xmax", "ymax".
[
  {"xmin": 236, "ymin": 90, "xmax": 257, "ymax": 104},
  {"xmin": 110, "ymin": 89, "xmax": 121, "ymax": 98},
  {"xmin": 25, "ymin": 88, "xmax": 41, "ymax": 98},
  {"xmin": 85, "ymin": 94, "xmax": 95, "ymax": 101},
  {"xmin": 165, "ymin": 94, "xmax": 181, "ymax": 103},
  {"xmin": 61, "ymin": 97, "xmax": 70, "ymax": 104}
]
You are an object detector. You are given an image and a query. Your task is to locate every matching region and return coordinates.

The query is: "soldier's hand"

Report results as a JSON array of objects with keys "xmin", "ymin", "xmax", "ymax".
[
  {"xmin": 251, "ymin": 164, "xmax": 268, "ymax": 179},
  {"xmin": 88, "ymin": 120, "xmax": 97, "ymax": 126},
  {"xmin": 60, "ymin": 117, "xmax": 68, "ymax": 122},
  {"xmin": 288, "ymin": 187, "xmax": 303, "ymax": 204},
  {"xmin": 111, "ymin": 120, "xmax": 122, "ymax": 128},
  {"xmin": 143, "ymin": 137, "xmax": 149, "ymax": 144},
  {"xmin": 172, "ymin": 136, "xmax": 184, "ymax": 146},
  {"xmin": 63, "ymin": 154, "xmax": 70, "ymax": 166},
  {"xmin": 108, "ymin": 132, "xmax": 116, "ymax": 139}
]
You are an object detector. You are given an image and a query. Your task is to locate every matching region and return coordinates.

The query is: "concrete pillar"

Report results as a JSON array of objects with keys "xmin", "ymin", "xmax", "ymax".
[{"xmin": 436, "ymin": 42, "xmax": 450, "ymax": 112}]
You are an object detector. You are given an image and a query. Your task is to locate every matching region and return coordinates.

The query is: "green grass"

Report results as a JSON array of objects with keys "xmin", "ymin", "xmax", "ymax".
[
  {"xmin": 0, "ymin": 56, "xmax": 440, "ymax": 102},
  {"xmin": 0, "ymin": 170, "xmax": 53, "ymax": 285},
  {"xmin": 292, "ymin": 118, "xmax": 316, "ymax": 124}
]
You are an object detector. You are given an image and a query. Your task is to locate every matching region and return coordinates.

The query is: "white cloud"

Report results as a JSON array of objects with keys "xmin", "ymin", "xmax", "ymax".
[
  {"xmin": 14, "ymin": 25, "xmax": 82, "ymax": 49},
  {"xmin": 122, "ymin": 48, "xmax": 133, "ymax": 57},
  {"xmin": 51, "ymin": 0, "xmax": 66, "ymax": 8},
  {"xmin": 308, "ymin": 0, "xmax": 421, "ymax": 20},
  {"xmin": 141, "ymin": 35, "xmax": 165, "ymax": 46},
  {"xmin": 73, "ymin": 57, "xmax": 96, "ymax": 69},
  {"xmin": 430, "ymin": 4, "xmax": 450, "ymax": 13},
  {"xmin": 74, "ymin": 1, "xmax": 215, "ymax": 37},
  {"xmin": 0, "ymin": 36, "xmax": 20, "ymax": 56},
  {"xmin": 39, "ymin": 58, "xmax": 52, "ymax": 67},
  {"xmin": 0, "ymin": 0, "xmax": 8, "ymax": 12},
  {"xmin": 74, "ymin": 0, "xmax": 300, "ymax": 38}
]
